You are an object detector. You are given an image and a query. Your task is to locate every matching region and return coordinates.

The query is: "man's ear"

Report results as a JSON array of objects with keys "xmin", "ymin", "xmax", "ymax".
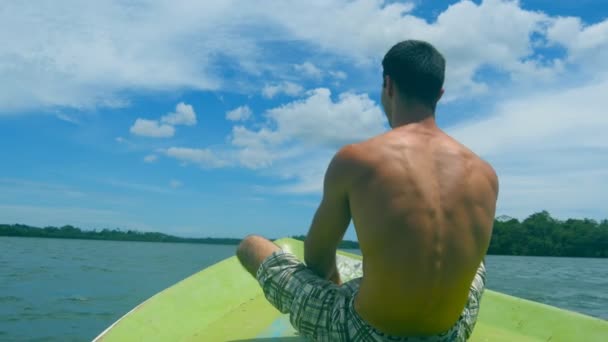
[
  {"xmin": 437, "ymin": 88, "xmax": 445, "ymax": 102},
  {"xmin": 385, "ymin": 75, "xmax": 394, "ymax": 97}
]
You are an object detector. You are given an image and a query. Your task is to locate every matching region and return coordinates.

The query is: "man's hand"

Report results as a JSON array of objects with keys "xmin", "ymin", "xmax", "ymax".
[
  {"xmin": 305, "ymin": 249, "xmax": 342, "ymax": 285},
  {"xmin": 327, "ymin": 264, "xmax": 342, "ymax": 285},
  {"xmin": 304, "ymin": 146, "xmax": 357, "ymax": 285}
]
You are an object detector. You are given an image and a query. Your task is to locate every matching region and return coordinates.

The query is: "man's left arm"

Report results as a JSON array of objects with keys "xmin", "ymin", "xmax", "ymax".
[{"xmin": 304, "ymin": 147, "xmax": 355, "ymax": 285}]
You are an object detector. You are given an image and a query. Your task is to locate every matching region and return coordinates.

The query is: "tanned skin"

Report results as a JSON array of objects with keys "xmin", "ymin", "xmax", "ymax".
[{"xmin": 237, "ymin": 75, "xmax": 498, "ymax": 336}]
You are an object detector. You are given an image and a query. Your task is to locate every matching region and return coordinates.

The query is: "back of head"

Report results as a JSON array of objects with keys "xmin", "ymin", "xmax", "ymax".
[{"xmin": 382, "ymin": 40, "xmax": 445, "ymax": 112}]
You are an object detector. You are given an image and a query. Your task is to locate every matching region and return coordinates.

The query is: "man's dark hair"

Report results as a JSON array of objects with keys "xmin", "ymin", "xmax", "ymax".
[{"xmin": 382, "ymin": 40, "xmax": 445, "ymax": 111}]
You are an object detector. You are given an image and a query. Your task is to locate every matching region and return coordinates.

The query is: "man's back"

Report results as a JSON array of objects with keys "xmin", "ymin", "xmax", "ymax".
[
  {"xmin": 348, "ymin": 125, "xmax": 498, "ymax": 336},
  {"xmin": 236, "ymin": 40, "xmax": 497, "ymax": 341}
]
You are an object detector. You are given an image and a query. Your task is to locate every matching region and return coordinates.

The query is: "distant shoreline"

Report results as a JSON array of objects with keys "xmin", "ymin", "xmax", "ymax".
[
  {"xmin": 2, "ymin": 211, "xmax": 607, "ymax": 257},
  {"xmin": 0, "ymin": 224, "xmax": 243, "ymax": 245},
  {"xmin": 3, "ymin": 234, "xmax": 606, "ymax": 259},
  {"xmin": 0, "ymin": 224, "xmax": 360, "ymax": 248},
  {"xmin": 1, "ymin": 233, "xmax": 244, "ymax": 244}
]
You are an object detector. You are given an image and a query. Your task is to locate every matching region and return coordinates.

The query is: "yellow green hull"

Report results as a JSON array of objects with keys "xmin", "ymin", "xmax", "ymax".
[{"xmin": 94, "ymin": 238, "xmax": 608, "ymax": 341}]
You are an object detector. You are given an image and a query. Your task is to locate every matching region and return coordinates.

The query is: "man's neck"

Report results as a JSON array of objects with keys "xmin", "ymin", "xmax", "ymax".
[{"xmin": 390, "ymin": 110, "xmax": 437, "ymax": 130}]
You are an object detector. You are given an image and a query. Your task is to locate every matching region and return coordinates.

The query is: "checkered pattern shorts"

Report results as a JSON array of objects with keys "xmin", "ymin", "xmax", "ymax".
[{"xmin": 256, "ymin": 250, "xmax": 486, "ymax": 342}]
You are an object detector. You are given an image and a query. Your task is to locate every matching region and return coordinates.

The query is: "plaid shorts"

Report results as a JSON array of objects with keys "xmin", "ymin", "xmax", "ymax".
[{"xmin": 256, "ymin": 250, "xmax": 486, "ymax": 342}]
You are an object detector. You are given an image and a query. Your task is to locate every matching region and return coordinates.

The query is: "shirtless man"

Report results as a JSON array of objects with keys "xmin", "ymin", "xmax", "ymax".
[{"xmin": 237, "ymin": 40, "xmax": 499, "ymax": 341}]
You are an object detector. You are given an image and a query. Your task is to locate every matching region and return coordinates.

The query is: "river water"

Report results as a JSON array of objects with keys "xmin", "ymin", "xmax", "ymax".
[{"xmin": 0, "ymin": 237, "xmax": 606, "ymax": 341}]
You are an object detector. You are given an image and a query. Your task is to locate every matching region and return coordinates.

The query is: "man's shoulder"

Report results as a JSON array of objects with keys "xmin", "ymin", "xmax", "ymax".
[
  {"xmin": 459, "ymin": 146, "xmax": 499, "ymax": 196},
  {"xmin": 334, "ymin": 142, "xmax": 375, "ymax": 168},
  {"xmin": 327, "ymin": 143, "xmax": 375, "ymax": 184},
  {"xmin": 446, "ymin": 134, "xmax": 499, "ymax": 185},
  {"xmin": 478, "ymin": 158, "xmax": 499, "ymax": 194},
  {"xmin": 334, "ymin": 132, "xmax": 408, "ymax": 170}
]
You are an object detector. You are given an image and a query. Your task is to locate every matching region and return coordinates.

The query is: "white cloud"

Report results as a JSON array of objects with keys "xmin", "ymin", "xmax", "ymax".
[
  {"xmin": 329, "ymin": 70, "xmax": 348, "ymax": 80},
  {"xmin": 166, "ymin": 88, "xmax": 386, "ymax": 190},
  {"xmin": 56, "ymin": 113, "xmax": 79, "ymax": 124},
  {"xmin": 546, "ymin": 17, "xmax": 608, "ymax": 70},
  {"xmin": 2, "ymin": 0, "xmax": 607, "ymax": 112},
  {"xmin": 446, "ymin": 77, "xmax": 608, "ymax": 220},
  {"xmin": 262, "ymin": 82, "xmax": 304, "ymax": 99},
  {"xmin": 231, "ymin": 88, "xmax": 387, "ymax": 156},
  {"xmin": 0, "ymin": 1, "xmax": 283, "ymax": 112},
  {"xmin": 294, "ymin": 62, "xmax": 323, "ymax": 79},
  {"xmin": 230, "ymin": 126, "xmax": 287, "ymax": 169},
  {"xmin": 257, "ymin": 0, "xmax": 570, "ymax": 99},
  {"xmin": 143, "ymin": 154, "xmax": 158, "ymax": 163},
  {"xmin": 163, "ymin": 147, "xmax": 229, "ymax": 169},
  {"xmin": 228, "ymin": 88, "xmax": 387, "ymax": 191},
  {"xmin": 546, "ymin": 17, "xmax": 582, "ymax": 46},
  {"xmin": 226, "ymin": 105, "xmax": 253, "ymax": 122},
  {"xmin": 130, "ymin": 102, "xmax": 196, "ymax": 140},
  {"xmin": 130, "ymin": 119, "xmax": 175, "ymax": 138},
  {"xmin": 161, "ymin": 102, "xmax": 197, "ymax": 126},
  {"xmin": 169, "ymin": 179, "xmax": 183, "ymax": 188},
  {"xmin": 447, "ymin": 80, "xmax": 608, "ymax": 157},
  {"xmin": 231, "ymin": 126, "xmax": 285, "ymax": 148},
  {"xmin": 115, "ymin": 137, "xmax": 126, "ymax": 143},
  {"xmin": 230, "ymin": 75, "xmax": 608, "ymax": 218},
  {"xmin": 10, "ymin": 1, "xmax": 606, "ymax": 220},
  {"xmin": 235, "ymin": 77, "xmax": 608, "ymax": 218},
  {"xmin": 272, "ymin": 155, "xmax": 333, "ymax": 194},
  {"xmin": 264, "ymin": 88, "xmax": 386, "ymax": 148},
  {"xmin": 236, "ymin": 148, "xmax": 277, "ymax": 169}
]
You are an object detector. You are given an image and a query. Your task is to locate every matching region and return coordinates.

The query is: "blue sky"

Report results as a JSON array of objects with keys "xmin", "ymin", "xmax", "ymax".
[{"xmin": 1, "ymin": 0, "xmax": 607, "ymax": 239}]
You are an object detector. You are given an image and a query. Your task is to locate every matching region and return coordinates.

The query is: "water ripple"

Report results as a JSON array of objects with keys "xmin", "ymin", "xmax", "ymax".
[
  {"xmin": 0, "ymin": 296, "xmax": 23, "ymax": 303},
  {"xmin": 63, "ymin": 295, "xmax": 91, "ymax": 302}
]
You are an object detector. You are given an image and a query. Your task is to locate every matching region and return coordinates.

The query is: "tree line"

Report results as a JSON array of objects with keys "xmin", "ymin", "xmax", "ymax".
[
  {"xmin": 0, "ymin": 224, "xmax": 241, "ymax": 245},
  {"xmin": 293, "ymin": 210, "xmax": 608, "ymax": 258},
  {"xmin": 488, "ymin": 211, "xmax": 607, "ymax": 257},
  {"xmin": 1, "ymin": 211, "xmax": 607, "ymax": 257}
]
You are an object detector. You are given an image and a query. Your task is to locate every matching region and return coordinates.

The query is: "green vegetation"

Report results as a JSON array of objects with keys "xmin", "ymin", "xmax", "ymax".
[
  {"xmin": 489, "ymin": 211, "xmax": 607, "ymax": 257},
  {"xmin": 290, "ymin": 235, "xmax": 360, "ymax": 249},
  {"xmin": 0, "ymin": 224, "xmax": 241, "ymax": 245},
  {"xmin": 293, "ymin": 211, "xmax": 608, "ymax": 258},
  {"xmin": 1, "ymin": 211, "xmax": 607, "ymax": 257}
]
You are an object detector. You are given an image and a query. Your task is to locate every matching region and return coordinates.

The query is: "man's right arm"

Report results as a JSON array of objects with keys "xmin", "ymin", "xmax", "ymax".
[{"xmin": 304, "ymin": 146, "xmax": 358, "ymax": 284}]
